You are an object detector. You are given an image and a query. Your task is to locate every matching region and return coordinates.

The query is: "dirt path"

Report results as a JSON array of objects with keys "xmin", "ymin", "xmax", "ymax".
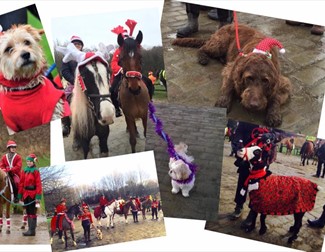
[{"xmin": 50, "ymin": 211, "xmax": 165, "ymax": 252}]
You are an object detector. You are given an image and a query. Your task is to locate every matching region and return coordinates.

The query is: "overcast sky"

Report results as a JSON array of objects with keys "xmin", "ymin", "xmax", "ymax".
[{"xmin": 51, "ymin": 7, "xmax": 162, "ymax": 50}]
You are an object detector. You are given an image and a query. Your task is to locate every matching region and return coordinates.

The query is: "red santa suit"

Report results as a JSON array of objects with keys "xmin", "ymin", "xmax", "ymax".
[
  {"xmin": 0, "ymin": 153, "xmax": 22, "ymax": 185},
  {"xmin": 0, "ymin": 73, "xmax": 71, "ymax": 132},
  {"xmin": 99, "ymin": 197, "xmax": 109, "ymax": 207},
  {"xmin": 110, "ymin": 48, "xmax": 122, "ymax": 85},
  {"xmin": 78, "ymin": 210, "xmax": 93, "ymax": 224}
]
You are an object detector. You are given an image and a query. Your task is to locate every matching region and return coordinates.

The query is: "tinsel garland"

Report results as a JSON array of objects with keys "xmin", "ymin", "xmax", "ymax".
[{"xmin": 148, "ymin": 102, "xmax": 198, "ymax": 184}]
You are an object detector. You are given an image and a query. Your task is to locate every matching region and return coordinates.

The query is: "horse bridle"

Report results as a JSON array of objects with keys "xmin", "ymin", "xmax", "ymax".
[{"xmin": 123, "ymin": 70, "xmax": 143, "ymax": 96}]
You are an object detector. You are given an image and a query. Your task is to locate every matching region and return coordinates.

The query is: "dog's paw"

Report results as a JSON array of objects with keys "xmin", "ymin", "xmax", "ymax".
[
  {"xmin": 171, "ymin": 188, "xmax": 179, "ymax": 194},
  {"xmin": 182, "ymin": 191, "xmax": 190, "ymax": 197},
  {"xmin": 197, "ymin": 51, "xmax": 209, "ymax": 65},
  {"xmin": 265, "ymin": 113, "xmax": 282, "ymax": 127}
]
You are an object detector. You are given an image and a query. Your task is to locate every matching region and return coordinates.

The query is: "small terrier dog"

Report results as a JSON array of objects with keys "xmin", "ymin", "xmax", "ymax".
[
  {"xmin": 0, "ymin": 24, "xmax": 70, "ymax": 134},
  {"xmin": 168, "ymin": 142, "xmax": 195, "ymax": 197},
  {"xmin": 96, "ymin": 228, "xmax": 103, "ymax": 240}
]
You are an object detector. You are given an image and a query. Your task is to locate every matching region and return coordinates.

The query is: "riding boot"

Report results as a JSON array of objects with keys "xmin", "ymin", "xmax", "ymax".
[
  {"xmin": 23, "ymin": 217, "xmax": 36, "ymax": 236},
  {"xmin": 110, "ymin": 90, "xmax": 122, "ymax": 117},
  {"xmin": 308, "ymin": 205, "xmax": 325, "ymax": 228},
  {"xmin": 176, "ymin": 13, "xmax": 199, "ymax": 38}
]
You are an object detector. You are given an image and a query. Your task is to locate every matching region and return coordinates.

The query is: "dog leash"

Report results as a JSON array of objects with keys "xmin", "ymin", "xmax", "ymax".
[
  {"xmin": 233, "ymin": 11, "xmax": 244, "ymax": 56},
  {"xmin": 148, "ymin": 102, "xmax": 198, "ymax": 177}
]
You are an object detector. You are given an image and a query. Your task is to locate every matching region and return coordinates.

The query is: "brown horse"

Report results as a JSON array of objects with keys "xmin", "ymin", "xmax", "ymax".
[
  {"xmin": 140, "ymin": 197, "xmax": 152, "ymax": 220},
  {"xmin": 300, "ymin": 141, "xmax": 314, "ymax": 166},
  {"xmin": 284, "ymin": 138, "xmax": 294, "ymax": 155},
  {"xmin": 114, "ymin": 200, "xmax": 136, "ymax": 224},
  {"xmin": 117, "ymin": 31, "xmax": 150, "ymax": 153},
  {"xmin": 0, "ymin": 169, "xmax": 12, "ymax": 234}
]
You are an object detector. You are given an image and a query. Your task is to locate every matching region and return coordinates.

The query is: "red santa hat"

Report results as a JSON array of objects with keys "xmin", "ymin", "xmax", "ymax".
[
  {"xmin": 253, "ymin": 37, "xmax": 285, "ymax": 56},
  {"xmin": 6, "ymin": 140, "xmax": 17, "ymax": 148},
  {"xmin": 70, "ymin": 35, "xmax": 84, "ymax": 47}
]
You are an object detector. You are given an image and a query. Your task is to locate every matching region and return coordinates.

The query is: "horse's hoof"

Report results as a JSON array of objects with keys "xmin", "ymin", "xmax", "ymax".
[
  {"xmin": 50, "ymin": 238, "xmax": 53, "ymax": 245},
  {"xmin": 245, "ymin": 226, "xmax": 255, "ymax": 233},
  {"xmin": 73, "ymin": 241, "xmax": 77, "ymax": 246},
  {"xmin": 6, "ymin": 229, "xmax": 10, "ymax": 234},
  {"xmin": 61, "ymin": 237, "xmax": 65, "ymax": 243},
  {"xmin": 259, "ymin": 226, "xmax": 267, "ymax": 235},
  {"xmin": 288, "ymin": 234, "xmax": 298, "ymax": 244}
]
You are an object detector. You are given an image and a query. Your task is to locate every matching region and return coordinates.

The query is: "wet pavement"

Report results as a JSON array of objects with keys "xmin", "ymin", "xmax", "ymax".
[
  {"xmin": 0, "ymin": 214, "xmax": 50, "ymax": 245},
  {"xmin": 161, "ymin": 0, "xmax": 325, "ymax": 136},
  {"xmin": 205, "ymin": 141, "xmax": 325, "ymax": 252}
]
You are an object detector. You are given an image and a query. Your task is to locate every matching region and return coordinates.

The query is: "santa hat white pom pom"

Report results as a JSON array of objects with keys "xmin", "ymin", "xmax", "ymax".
[{"xmin": 279, "ymin": 48, "xmax": 285, "ymax": 54}]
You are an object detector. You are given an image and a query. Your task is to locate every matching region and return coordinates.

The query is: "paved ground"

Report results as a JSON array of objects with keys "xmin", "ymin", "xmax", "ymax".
[
  {"xmin": 161, "ymin": 0, "xmax": 325, "ymax": 137},
  {"xmin": 145, "ymin": 102, "xmax": 226, "ymax": 221},
  {"xmin": 205, "ymin": 141, "xmax": 325, "ymax": 252}
]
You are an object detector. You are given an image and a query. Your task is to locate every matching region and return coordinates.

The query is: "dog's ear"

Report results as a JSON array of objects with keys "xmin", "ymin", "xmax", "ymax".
[
  {"xmin": 176, "ymin": 162, "xmax": 191, "ymax": 180},
  {"xmin": 21, "ymin": 24, "xmax": 43, "ymax": 42}
]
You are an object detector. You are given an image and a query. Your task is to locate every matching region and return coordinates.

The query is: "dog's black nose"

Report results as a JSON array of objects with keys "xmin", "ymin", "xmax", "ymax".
[{"xmin": 21, "ymin": 51, "xmax": 30, "ymax": 60}]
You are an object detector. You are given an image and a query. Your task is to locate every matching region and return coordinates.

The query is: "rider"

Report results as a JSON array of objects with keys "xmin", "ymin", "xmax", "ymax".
[
  {"xmin": 0, "ymin": 140, "xmax": 22, "ymax": 203},
  {"xmin": 17, "ymin": 154, "xmax": 42, "ymax": 236},
  {"xmin": 109, "ymin": 19, "xmax": 154, "ymax": 118},
  {"xmin": 60, "ymin": 35, "xmax": 84, "ymax": 139},
  {"xmin": 99, "ymin": 194, "xmax": 109, "ymax": 218},
  {"xmin": 55, "ymin": 198, "xmax": 67, "ymax": 236}
]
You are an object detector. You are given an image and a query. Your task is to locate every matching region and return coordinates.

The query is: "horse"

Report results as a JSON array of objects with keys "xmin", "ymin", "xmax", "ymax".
[
  {"xmin": 94, "ymin": 200, "xmax": 118, "ymax": 229},
  {"xmin": 284, "ymin": 138, "xmax": 295, "ymax": 155},
  {"xmin": 300, "ymin": 140, "xmax": 314, "ymax": 166},
  {"xmin": 0, "ymin": 169, "xmax": 12, "ymax": 234},
  {"xmin": 140, "ymin": 197, "xmax": 152, "ymax": 220},
  {"xmin": 50, "ymin": 204, "xmax": 82, "ymax": 249},
  {"xmin": 114, "ymin": 200, "xmax": 136, "ymax": 224},
  {"xmin": 117, "ymin": 31, "xmax": 150, "ymax": 153},
  {"xmin": 70, "ymin": 54, "xmax": 115, "ymax": 159}
]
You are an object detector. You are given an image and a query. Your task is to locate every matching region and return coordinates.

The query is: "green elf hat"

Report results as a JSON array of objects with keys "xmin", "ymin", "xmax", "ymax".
[{"xmin": 26, "ymin": 153, "xmax": 37, "ymax": 162}]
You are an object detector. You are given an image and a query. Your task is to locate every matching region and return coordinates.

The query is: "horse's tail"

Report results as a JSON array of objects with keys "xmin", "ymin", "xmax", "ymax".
[
  {"xmin": 70, "ymin": 68, "xmax": 96, "ymax": 138},
  {"xmin": 172, "ymin": 38, "xmax": 206, "ymax": 48}
]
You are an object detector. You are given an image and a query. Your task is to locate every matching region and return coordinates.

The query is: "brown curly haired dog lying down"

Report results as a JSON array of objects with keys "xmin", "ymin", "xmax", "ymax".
[{"xmin": 172, "ymin": 24, "xmax": 292, "ymax": 127}]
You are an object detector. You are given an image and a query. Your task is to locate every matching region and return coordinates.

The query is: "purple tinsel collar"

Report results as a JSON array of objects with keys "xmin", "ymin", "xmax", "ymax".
[{"xmin": 148, "ymin": 102, "xmax": 198, "ymax": 183}]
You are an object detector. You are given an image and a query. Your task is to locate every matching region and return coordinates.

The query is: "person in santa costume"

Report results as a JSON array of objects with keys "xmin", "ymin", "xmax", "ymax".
[
  {"xmin": 0, "ymin": 140, "xmax": 22, "ymax": 202},
  {"xmin": 78, "ymin": 205, "xmax": 94, "ymax": 243},
  {"xmin": 54, "ymin": 197, "xmax": 67, "ymax": 239},
  {"xmin": 17, "ymin": 154, "xmax": 42, "ymax": 236},
  {"xmin": 110, "ymin": 19, "xmax": 154, "ymax": 118},
  {"xmin": 60, "ymin": 35, "xmax": 84, "ymax": 138},
  {"xmin": 99, "ymin": 194, "xmax": 109, "ymax": 218},
  {"xmin": 151, "ymin": 198, "xmax": 159, "ymax": 220}
]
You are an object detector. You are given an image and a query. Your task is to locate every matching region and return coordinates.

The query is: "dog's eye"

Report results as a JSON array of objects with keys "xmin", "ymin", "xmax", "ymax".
[
  {"xmin": 262, "ymin": 77, "xmax": 270, "ymax": 85},
  {"xmin": 24, "ymin": 40, "xmax": 31, "ymax": 46},
  {"xmin": 4, "ymin": 47, "xmax": 13, "ymax": 54}
]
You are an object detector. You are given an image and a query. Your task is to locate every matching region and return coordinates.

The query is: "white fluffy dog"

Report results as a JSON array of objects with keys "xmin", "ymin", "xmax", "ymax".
[
  {"xmin": 168, "ymin": 142, "xmax": 195, "ymax": 197},
  {"xmin": 96, "ymin": 228, "xmax": 103, "ymax": 240}
]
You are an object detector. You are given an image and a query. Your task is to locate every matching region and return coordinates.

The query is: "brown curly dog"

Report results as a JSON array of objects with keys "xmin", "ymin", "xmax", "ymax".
[{"xmin": 172, "ymin": 24, "xmax": 292, "ymax": 127}]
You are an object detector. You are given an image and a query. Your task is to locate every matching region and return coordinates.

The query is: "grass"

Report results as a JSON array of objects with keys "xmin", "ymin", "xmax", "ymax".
[{"xmin": 153, "ymin": 84, "xmax": 167, "ymax": 101}]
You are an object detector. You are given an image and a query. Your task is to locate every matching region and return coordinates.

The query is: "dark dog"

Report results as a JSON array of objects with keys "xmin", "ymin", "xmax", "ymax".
[{"xmin": 172, "ymin": 24, "xmax": 292, "ymax": 127}]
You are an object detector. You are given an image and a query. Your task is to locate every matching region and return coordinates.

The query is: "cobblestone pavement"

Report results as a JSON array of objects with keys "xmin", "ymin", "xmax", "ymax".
[
  {"xmin": 145, "ymin": 102, "xmax": 226, "ymax": 221},
  {"xmin": 205, "ymin": 141, "xmax": 325, "ymax": 252},
  {"xmin": 161, "ymin": 0, "xmax": 325, "ymax": 136}
]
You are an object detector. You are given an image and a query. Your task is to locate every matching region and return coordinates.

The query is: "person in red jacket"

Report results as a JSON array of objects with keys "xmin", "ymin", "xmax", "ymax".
[
  {"xmin": 151, "ymin": 198, "xmax": 159, "ymax": 220},
  {"xmin": 99, "ymin": 194, "xmax": 108, "ymax": 218},
  {"xmin": 78, "ymin": 205, "xmax": 94, "ymax": 243},
  {"xmin": 17, "ymin": 154, "xmax": 42, "ymax": 236},
  {"xmin": 55, "ymin": 197, "xmax": 67, "ymax": 239},
  {"xmin": 0, "ymin": 140, "xmax": 22, "ymax": 202}
]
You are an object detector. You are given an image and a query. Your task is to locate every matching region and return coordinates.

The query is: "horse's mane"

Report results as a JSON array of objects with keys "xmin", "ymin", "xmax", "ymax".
[
  {"xmin": 0, "ymin": 169, "xmax": 6, "ymax": 188},
  {"xmin": 70, "ymin": 67, "xmax": 96, "ymax": 138}
]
